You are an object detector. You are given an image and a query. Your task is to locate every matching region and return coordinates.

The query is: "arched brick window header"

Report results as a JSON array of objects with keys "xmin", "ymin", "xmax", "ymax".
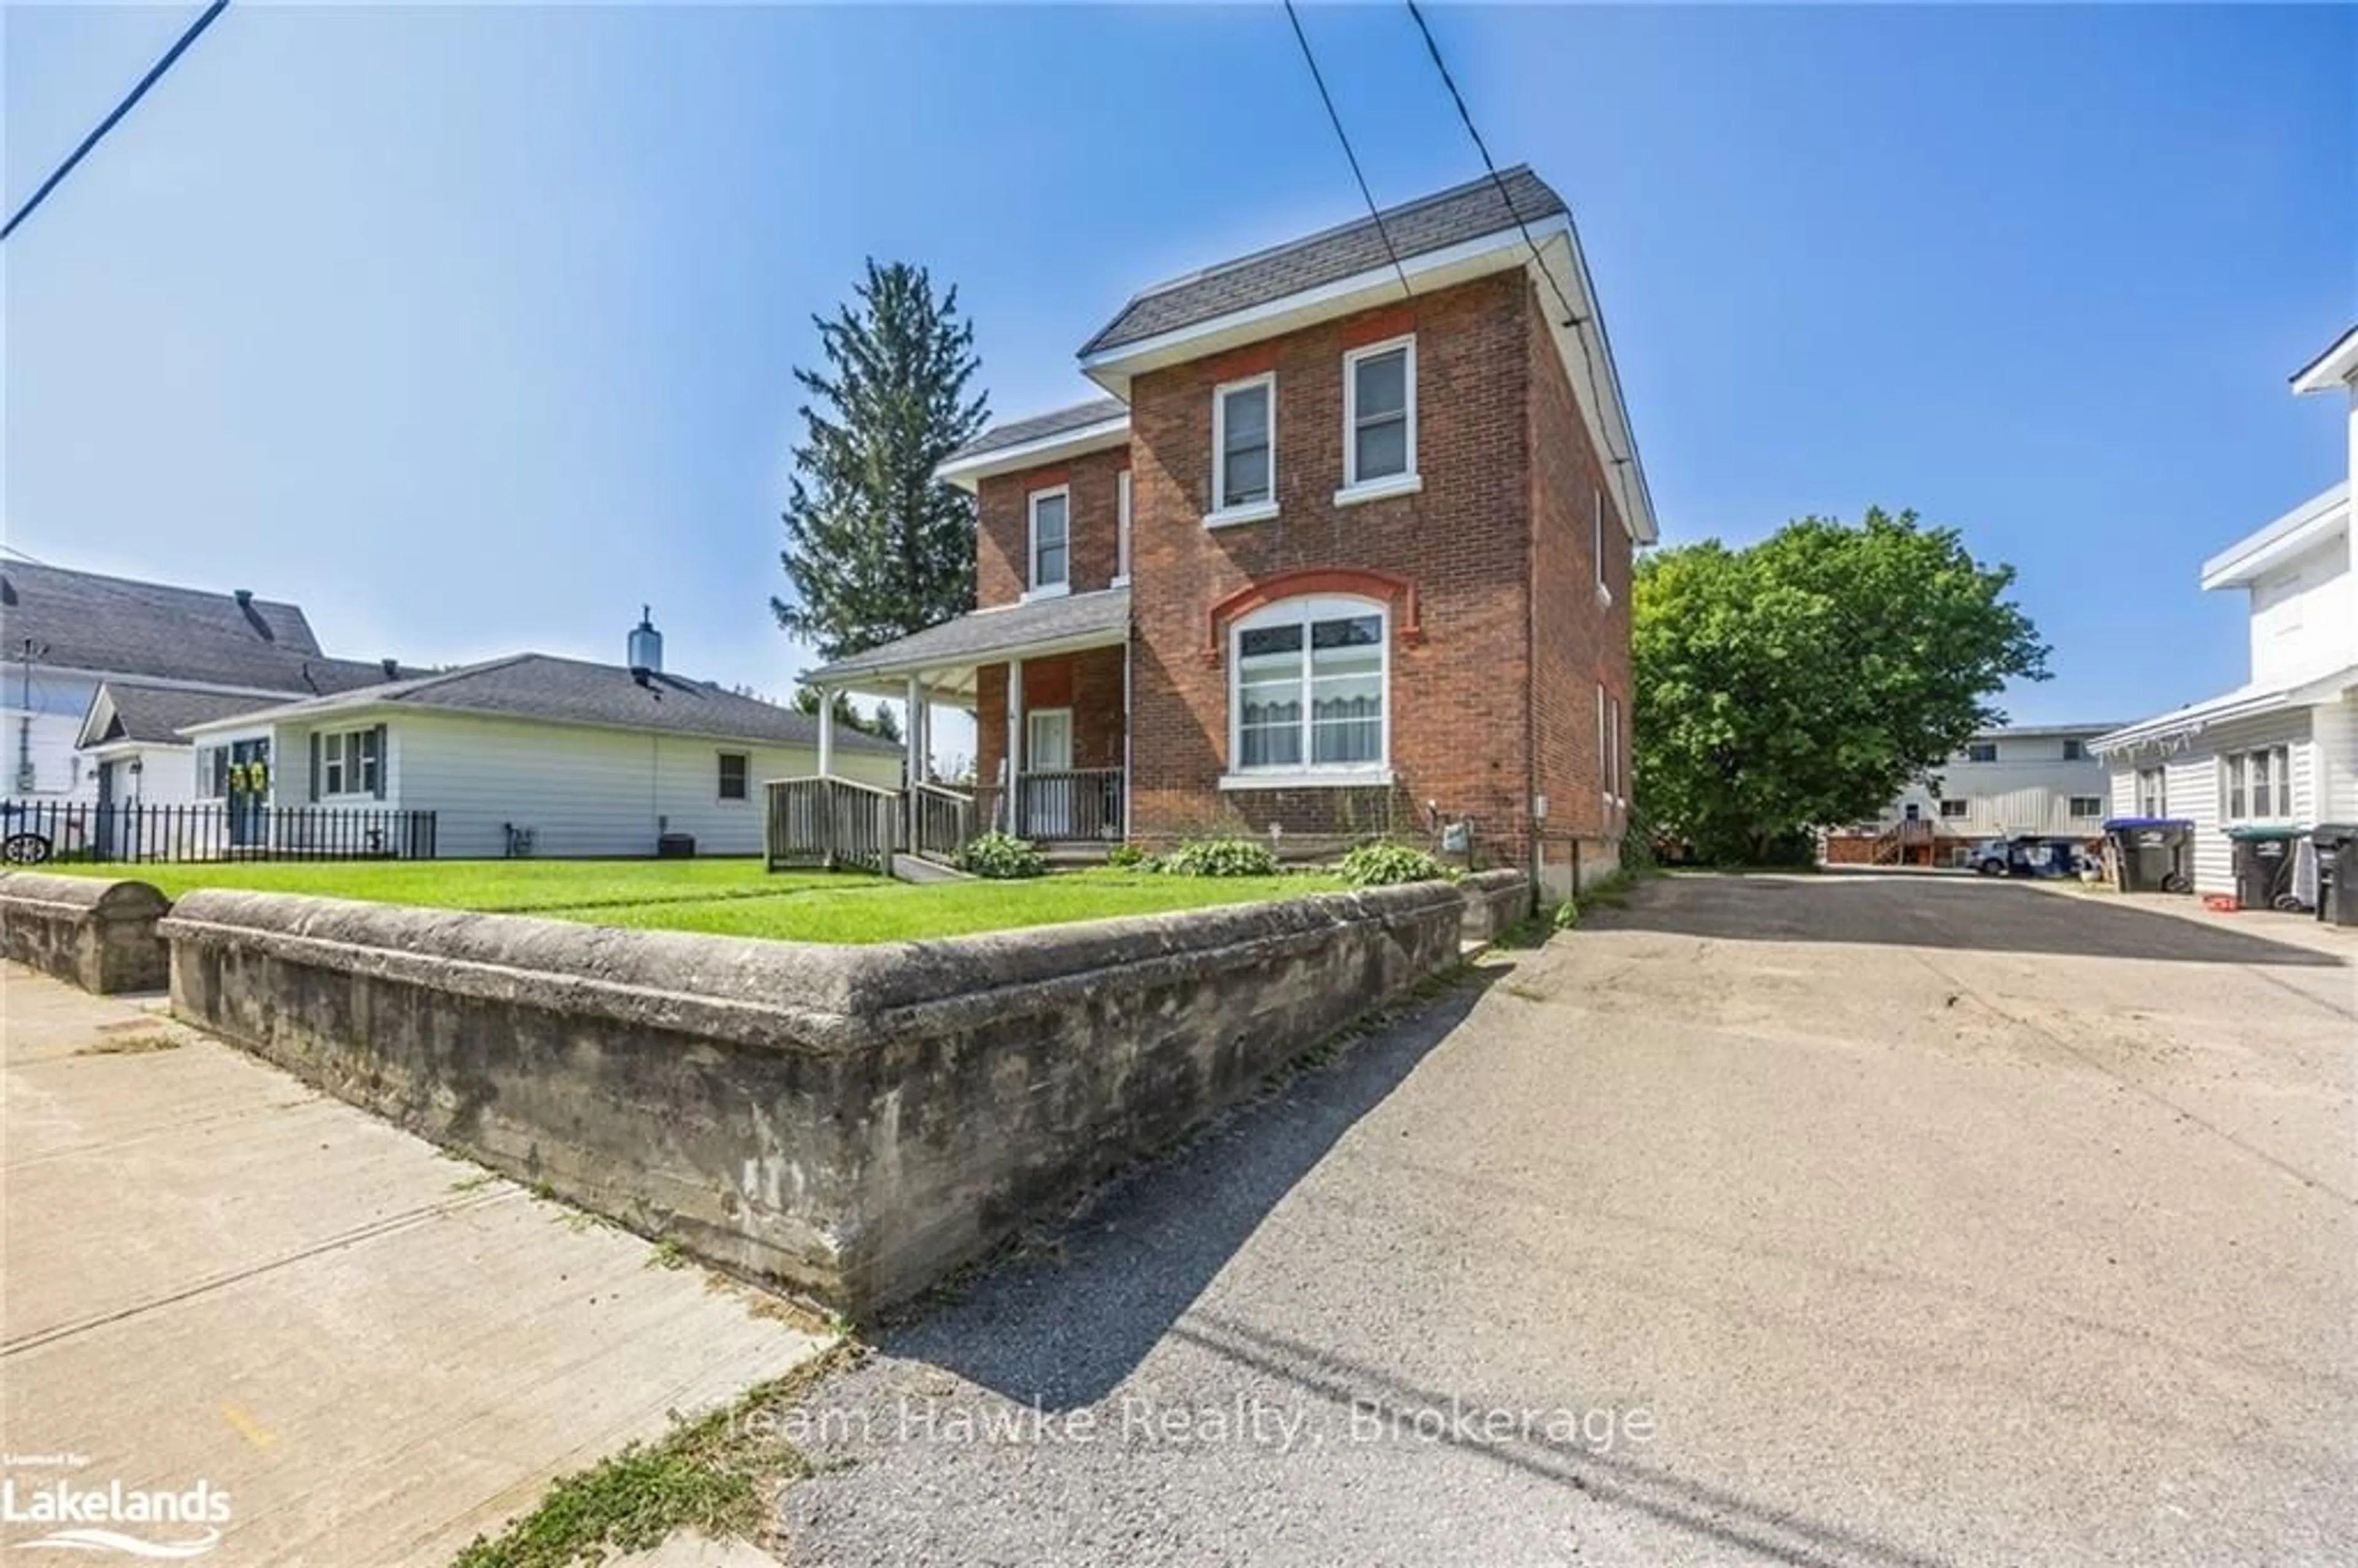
[{"xmin": 1203, "ymin": 567, "xmax": 1424, "ymax": 665}]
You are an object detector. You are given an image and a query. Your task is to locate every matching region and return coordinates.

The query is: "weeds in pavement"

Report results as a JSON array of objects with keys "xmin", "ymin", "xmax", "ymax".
[{"xmin": 74, "ymin": 1032, "xmax": 182, "ymax": 1056}]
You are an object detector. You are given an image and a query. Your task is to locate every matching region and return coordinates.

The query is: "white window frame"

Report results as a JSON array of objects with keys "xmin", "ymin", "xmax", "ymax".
[
  {"xmin": 2062, "ymin": 738, "xmax": 2085, "ymax": 761},
  {"xmin": 1597, "ymin": 683, "xmax": 1624, "ymax": 804},
  {"xmin": 1337, "ymin": 335, "xmax": 1421, "ymax": 505},
  {"xmin": 1219, "ymin": 593, "xmax": 1391, "ymax": 788},
  {"xmin": 718, "ymin": 750, "xmax": 750, "ymax": 802},
  {"xmin": 2136, "ymin": 766, "xmax": 2167, "ymax": 818},
  {"xmin": 2223, "ymin": 745, "xmax": 2292, "ymax": 821},
  {"xmin": 1966, "ymin": 742, "xmax": 1998, "ymax": 764},
  {"xmin": 1939, "ymin": 798, "xmax": 1969, "ymax": 819},
  {"xmin": 318, "ymin": 726, "xmax": 381, "ymax": 799},
  {"xmin": 1207, "ymin": 371, "xmax": 1278, "ymax": 528},
  {"xmin": 1025, "ymin": 484, "xmax": 1071, "ymax": 600},
  {"xmin": 1593, "ymin": 487, "xmax": 1612, "ymax": 606},
  {"xmin": 1112, "ymin": 469, "xmax": 1132, "ymax": 587},
  {"xmin": 2068, "ymin": 795, "xmax": 2104, "ymax": 819}
]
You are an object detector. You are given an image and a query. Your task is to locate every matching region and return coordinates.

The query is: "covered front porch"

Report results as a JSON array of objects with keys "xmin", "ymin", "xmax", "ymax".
[{"xmin": 801, "ymin": 588, "xmax": 1132, "ymax": 866}]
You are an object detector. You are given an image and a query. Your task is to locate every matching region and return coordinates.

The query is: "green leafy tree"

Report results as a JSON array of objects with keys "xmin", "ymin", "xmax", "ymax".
[
  {"xmin": 1633, "ymin": 507, "xmax": 2050, "ymax": 863},
  {"xmin": 773, "ymin": 260, "xmax": 988, "ymax": 661},
  {"xmin": 793, "ymin": 685, "xmax": 901, "ymax": 744}
]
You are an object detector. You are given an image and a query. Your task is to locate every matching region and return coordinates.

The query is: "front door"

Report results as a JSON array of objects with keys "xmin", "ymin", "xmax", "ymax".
[
  {"xmin": 1024, "ymin": 708, "xmax": 1073, "ymax": 839},
  {"xmin": 228, "ymin": 737, "xmax": 270, "ymax": 849},
  {"xmin": 95, "ymin": 760, "xmax": 119, "ymax": 858}
]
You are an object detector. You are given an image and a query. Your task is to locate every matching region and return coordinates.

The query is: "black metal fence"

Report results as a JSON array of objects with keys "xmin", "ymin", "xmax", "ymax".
[{"xmin": 1, "ymin": 800, "xmax": 438, "ymax": 865}]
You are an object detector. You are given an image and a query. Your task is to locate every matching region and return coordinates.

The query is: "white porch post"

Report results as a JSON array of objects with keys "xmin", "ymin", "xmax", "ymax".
[
  {"xmin": 1006, "ymin": 657, "xmax": 1024, "ymax": 835},
  {"xmin": 1121, "ymin": 637, "xmax": 1134, "ymax": 842},
  {"xmin": 815, "ymin": 684, "xmax": 836, "ymax": 777},
  {"xmin": 903, "ymin": 674, "xmax": 924, "ymax": 787}
]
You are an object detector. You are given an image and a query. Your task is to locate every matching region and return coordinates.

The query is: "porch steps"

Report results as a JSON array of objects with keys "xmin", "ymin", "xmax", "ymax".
[{"xmin": 889, "ymin": 852, "xmax": 971, "ymax": 884}]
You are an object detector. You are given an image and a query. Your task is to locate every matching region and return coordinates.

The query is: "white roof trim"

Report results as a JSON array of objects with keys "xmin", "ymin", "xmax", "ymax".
[
  {"xmin": 2090, "ymin": 662, "xmax": 2358, "ymax": 756},
  {"xmin": 934, "ymin": 414, "xmax": 1132, "ymax": 493},
  {"xmin": 1074, "ymin": 213, "xmax": 1657, "ymax": 546},
  {"xmin": 2290, "ymin": 325, "xmax": 2358, "ymax": 395},
  {"xmin": 2199, "ymin": 481, "xmax": 2349, "ymax": 590}
]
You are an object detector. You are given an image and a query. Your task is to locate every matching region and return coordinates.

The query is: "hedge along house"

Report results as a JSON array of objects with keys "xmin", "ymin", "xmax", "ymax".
[
  {"xmin": 805, "ymin": 169, "xmax": 1657, "ymax": 893},
  {"xmin": 174, "ymin": 615, "xmax": 901, "ymax": 860}
]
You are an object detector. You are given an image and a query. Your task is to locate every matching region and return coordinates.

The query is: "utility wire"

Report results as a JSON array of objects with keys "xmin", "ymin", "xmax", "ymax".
[
  {"xmin": 1403, "ymin": 0, "xmax": 1581, "ymax": 331},
  {"xmin": 1, "ymin": 0, "xmax": 232, "ymax": 245},
  {"xmin": 1403, "ymin": 0, "xmax": 1636, "ymax": 476},
  {"xmin": 1282, "ymin": 0, "xmax": 1415, "ymax": 305}
]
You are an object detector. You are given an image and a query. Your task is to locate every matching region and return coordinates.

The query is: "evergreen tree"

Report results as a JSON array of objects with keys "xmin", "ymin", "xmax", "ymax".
[
  {"xmin": 773, "ymin": 260, "xmax": 988, "ymax": 662},
  {"xmin": 792, "ymin": 685, "xmax": 900, "ymax": 744}
]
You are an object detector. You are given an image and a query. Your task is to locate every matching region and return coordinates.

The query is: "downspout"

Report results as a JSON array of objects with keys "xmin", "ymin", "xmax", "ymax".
[{"xmin": 1523, "ymin": 297, "xmax": 1543, "ymax": 895}]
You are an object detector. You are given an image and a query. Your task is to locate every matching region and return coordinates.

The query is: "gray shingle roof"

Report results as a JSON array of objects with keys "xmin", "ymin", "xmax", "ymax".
[
  {"xmin": 88, "ymin": 681, "xmax": 295, "ymax": 745},
  {"xmin": 185, "ymin": 653, "xmax": 900, "ymax": 752},
  {"xmin": 0, "ymin": 559, "xmax": 412, "ymax": 694},
  {"xmin": 812, "ymin": 588, "xmax": 1130, "ymax": 682},
  {"xmin": 946, "ymin": 397, "xmax": 1129, "ymax": 464},
  {"xmin": 1082, "ymin": 167, "xmax": 1566, "ymax": 355}
]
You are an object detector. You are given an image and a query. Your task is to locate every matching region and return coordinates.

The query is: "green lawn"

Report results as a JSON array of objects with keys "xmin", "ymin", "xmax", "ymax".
[{"xmin": 48, "ymin": 858, "xmax": 1344, "ymax": 944}]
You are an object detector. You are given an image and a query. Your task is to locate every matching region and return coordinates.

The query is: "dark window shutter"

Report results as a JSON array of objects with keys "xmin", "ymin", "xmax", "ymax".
[
  {"xmin": 372, "ymin": 724, "xmax": 388, "ymax": 799},
  {"xmin": 308, "ymin": 733, "xmax": 322, "ymax": 802}
]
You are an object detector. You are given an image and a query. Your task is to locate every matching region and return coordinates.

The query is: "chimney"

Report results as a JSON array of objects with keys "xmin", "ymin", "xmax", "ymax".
[{"xmin": 627, "ymin": 606, "xmax": 663, "ymax": 676}]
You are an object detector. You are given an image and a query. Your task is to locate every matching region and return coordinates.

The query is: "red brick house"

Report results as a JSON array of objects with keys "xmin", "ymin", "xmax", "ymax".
[{"xmin": 806, "ymin": 169, "xmax": 1657, "ymax": 895}]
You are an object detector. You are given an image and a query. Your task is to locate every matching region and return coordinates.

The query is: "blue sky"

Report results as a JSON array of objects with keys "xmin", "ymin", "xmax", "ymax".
[{"xmin": 6, "ymin": 3, "xmax": 2352, "ymax": 737}]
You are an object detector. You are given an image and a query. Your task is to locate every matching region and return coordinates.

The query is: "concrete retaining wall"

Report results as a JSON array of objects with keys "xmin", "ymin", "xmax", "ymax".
[
  {"xmin": 163, "ymin": 875, "xmax": 1512, "ymax": 1312},
  {"xmin": 0, "ymin": 872, "xmax": 170, "ymax": 993},
  {"xmin": 1457, "ymin": 868, "xmax": 1533, "ymax": 944}
]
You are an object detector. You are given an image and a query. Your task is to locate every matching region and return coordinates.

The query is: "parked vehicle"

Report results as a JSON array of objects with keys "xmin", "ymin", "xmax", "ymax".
[
  {"xmin": 1968, "ymin": 834, "xmax": 2090, "ymax": 879},
  {"xmin": 1, "ymin": 802, "xmax": 54, "ymax": 865}
]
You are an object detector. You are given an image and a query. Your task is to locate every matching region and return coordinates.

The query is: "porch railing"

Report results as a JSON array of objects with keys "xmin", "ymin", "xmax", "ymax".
[
  {"xmin": 976, "ymin": 767, "xmax": 1126, "ymax": 844},
  {"xmin": 907, "ymin": 782, "xmax": 976, "ymax": 865},
  {"xmin": 765, "ymin": 775, "xmax": 900, "ymax": 874},
  {"xmin": 0, "ymin": 800, "xmax": 437, "ymax": 865}
]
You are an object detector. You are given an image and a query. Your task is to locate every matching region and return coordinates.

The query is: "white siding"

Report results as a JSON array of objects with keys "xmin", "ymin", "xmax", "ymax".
[
  {"xmin": 387, "ymin": 711, "xmax": 902, "ymax": 859},
  {"xmin": 3, "ymin": 672, "xmax": 103, "ymax": 799},
  {"xmin": 2314, "ymin": 695, "xmax": 2358, "ymax": 823},
  {"xmin": 1887, "ymin": 728, "xmax": 2115, "ymax": 836},
  {"xmin": 91, "ymin": 744, "xmax": 204, "ymax": 806},
  {"xmin": 2148, "ymin": 710, "xmax": 2317, "ymax": 895},
  {"xmin": 2246, "ymin": 533, "xmax": 2356, "ymax": 689}
]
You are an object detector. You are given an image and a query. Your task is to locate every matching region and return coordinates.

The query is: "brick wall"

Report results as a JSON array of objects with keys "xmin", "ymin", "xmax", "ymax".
[
  {"xmin": 1527, "ymin": 278, "xmax": 1633, "ymax": 890},
  {"xmin": 976, "ymin": 447, "xmax": 1130, "ymax": 608},
  {"xmin": 1124, "ymin": 271, "xmax": 1625, "ymax": 870}
]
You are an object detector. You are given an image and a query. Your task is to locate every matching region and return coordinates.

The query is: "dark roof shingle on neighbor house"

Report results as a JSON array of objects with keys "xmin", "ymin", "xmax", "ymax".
[
  {"xmin": 196, "ymin": 654, "xmax": 901, "ymax": 753},
  {"xmin": 946, "ymin": 396, "xmax": 1129, "ymax": 465},
  {"xmin": 813, "ymin": 588, "xmax": 1131, "ymax": 683},
  {"xmin": 85, "ymin": 682, "xmax": 298, "ymax": 747},
  {"xmin": 0, "ymin": 559, "xmax": 413, "ymax": 696},
  {"xmin": 1081, "ymin": 166, "xmax": 1567, "ymax": 355}
]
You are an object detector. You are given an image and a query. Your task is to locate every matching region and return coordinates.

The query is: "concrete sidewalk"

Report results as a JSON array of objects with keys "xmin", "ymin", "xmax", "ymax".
[{"xmin": 1, "ymin": 963, "xmax": 820, "ymax": 1566}]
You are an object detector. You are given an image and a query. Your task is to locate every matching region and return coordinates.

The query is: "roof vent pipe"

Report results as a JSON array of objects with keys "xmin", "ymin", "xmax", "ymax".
[{"xmin": 627, "ymin": 606, "xmax": 663, "ymax": 676}]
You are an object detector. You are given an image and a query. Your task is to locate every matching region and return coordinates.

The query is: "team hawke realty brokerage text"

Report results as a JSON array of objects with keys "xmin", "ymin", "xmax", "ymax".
[{"xmin": 735, "ymin": 1393, "xmax": 1659, "ymax": 1458}]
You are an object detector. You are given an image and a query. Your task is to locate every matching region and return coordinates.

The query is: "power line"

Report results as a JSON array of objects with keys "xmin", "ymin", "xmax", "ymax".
[
  {"xmin": 1403, "ymin": 0, "xmax": 1582, "ymax": 331},
  {"xmin": 1, "ymin": 0, "xmax": 232, "ymax": 245},
  {"xmin": 1281, "ymin": 0, "xmax": 1414, "ymax": 305},
  {"xmin": 1403, "ymin": 0, "xmax": 1636, "ymax": 478}
]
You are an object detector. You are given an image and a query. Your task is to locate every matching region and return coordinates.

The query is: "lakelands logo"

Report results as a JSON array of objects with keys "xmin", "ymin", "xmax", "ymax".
[{"xmin": 1, "ymin": 1474, "xmax": 232, "ymax": 1559}]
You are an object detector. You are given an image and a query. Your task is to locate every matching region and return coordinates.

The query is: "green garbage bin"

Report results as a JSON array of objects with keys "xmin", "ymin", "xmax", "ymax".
[
  {"xmin": 2104, "ymin": 817, "xmax": 2193, "ymax": 894},
  {"xmin": 2225, "ymin": 825, "xmax": 2307, "ymax": 912}
]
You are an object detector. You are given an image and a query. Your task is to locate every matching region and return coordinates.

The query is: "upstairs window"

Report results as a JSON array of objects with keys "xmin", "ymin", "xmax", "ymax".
[
  {"xmin": 1212, "ymin": 374, "xmax": 1275, "ymax": 518},
  {"xmin": 1342, "ymin": 337, "xmax": 1415, "ymax": 491},
  {"xmin": 1029, "ymin": 487, "xmax": 1070, "ymax": 596},
  {"xmin": 2062, "ymin": 738, "xmax": 2086, "ymax": 761},
  {"xmin": 1593, "ymin": 488, "xmax": 1609, "ymax": 600},
  {"xmin": 2068, "ymin": 796, "xmax": 2104, "ymax": 818},
  {"xmin": 1939, "ymin": 799, "xmax": 1968, "ymax": 818},
  {"xmin": 718, "ymin": 752, "xmax": 749, "ymax": 801},
  {"xmin": 1231, "ymin": 596, "xmax": 1387, "ymax": 774},
  {"xmin": 1966, "ymin": 742, "xmax": 1998, "ymax": 764},
  {"xmin": 1114, "ymin": 469, "xmax": 1133, "ymax": 586}
]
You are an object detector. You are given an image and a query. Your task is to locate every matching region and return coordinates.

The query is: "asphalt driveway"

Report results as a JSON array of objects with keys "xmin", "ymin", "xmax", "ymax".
[{"xmin": 782, "ymin": 874, "xmax": 2357, "ymax": 1567}]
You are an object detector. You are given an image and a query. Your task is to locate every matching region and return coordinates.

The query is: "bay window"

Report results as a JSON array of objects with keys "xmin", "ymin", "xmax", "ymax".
[{"xmin": 1228, "ymin": 596, "xmax": 1388, "ymax": 781}]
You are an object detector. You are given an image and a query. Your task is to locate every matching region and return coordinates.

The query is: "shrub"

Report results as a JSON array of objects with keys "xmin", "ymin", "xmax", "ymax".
[
  {"xmin": 1106, "ymin": 842, "xmax": 1149, "ymax": 870},
  {"xmin": 1156, "ymin": 837, "xmax": 1278, "ymax": 878},
  {"xmin": 1339, "ymin": 840, "xmax": 1444, "ymax": 887},
  {"xmin": 1551, "ymin": 898, "xmax": 1581, "ymax": 931},
  {"xmin": 957, "ymin": 832, "xmax": 1048, "ymax": 880}
]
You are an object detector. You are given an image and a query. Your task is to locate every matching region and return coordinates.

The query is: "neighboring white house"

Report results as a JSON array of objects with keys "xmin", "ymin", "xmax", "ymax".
[
  {"xmin": 76, "ymin": 681, "xmax": 311, "ymax": 808},
  {"xmin": 174, "ymin": 623, "xmax": 902, "ymax": 860},
  {"xmin": 2091, "ymin": 325, "xmax": 2358, "ymax": 895},
  {"xmin": 1892, "ymin": 723, "xmax": 2122, "ymax": 839},
  {"xmin": 2, "ymin": 558, "xmax": 406, "ymax": 804}
]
